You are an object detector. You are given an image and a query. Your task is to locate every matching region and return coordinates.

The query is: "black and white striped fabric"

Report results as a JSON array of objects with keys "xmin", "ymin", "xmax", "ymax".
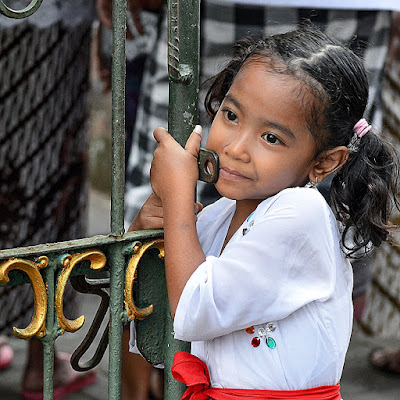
[
  {"xmin": 360, "ymin": 23, "xmax": 400, "ymax": 337},
  {"xmin": 124, "ymin": 1, "xmax": 392, "ymax": 224},
  {"xmin": 0, "ymin": 3, "xmax": 94, "ymax": 334}
]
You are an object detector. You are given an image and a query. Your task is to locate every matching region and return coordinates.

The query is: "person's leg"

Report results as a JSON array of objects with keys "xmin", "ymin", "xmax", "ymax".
[{"xmin": 121, "ymin": 325, "xmax": 153, "ymax": 400}]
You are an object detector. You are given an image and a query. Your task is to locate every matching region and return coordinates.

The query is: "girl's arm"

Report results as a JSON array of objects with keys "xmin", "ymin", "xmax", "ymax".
[{"xmin": 151, "ymin": 126, "xmax": 206, "ymax": 317}]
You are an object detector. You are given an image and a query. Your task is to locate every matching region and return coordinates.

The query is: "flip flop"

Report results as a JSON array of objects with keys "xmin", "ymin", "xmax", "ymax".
[
  {"xmin": 22, "ymin": 353, "xmax": 97, "ymax": 400},
  {"xmin": 0, "ymin": 338, "xmax": 14, "ymax": 371},
  {"xmin": 369, "ymin": 347, "xmax": 400, "ymax": 375}
]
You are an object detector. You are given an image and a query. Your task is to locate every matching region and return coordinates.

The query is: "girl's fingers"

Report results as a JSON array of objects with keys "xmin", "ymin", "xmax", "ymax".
[
  {"xmin": 154, "ymin": 126, "xmax": 201, "ymax": 158},
  {"xmin": 194, "ymin": 201, "xmax": 204, "ymax": 215},
  {"xmin": 185, "ymin": 125, "xmax": 202, "ymax": 158},
  {"xmin": 153, "ymin": 127, "xmax": 170, "ymax": 143}
]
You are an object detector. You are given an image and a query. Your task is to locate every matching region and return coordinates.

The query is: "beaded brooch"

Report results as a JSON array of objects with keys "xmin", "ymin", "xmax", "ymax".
[
  {"xmin": 242, "ymin": 213, "xmax": 255, "ymax": 236},
  {"xmin": 245, "ymin": 323, "xmax": 276, "ymax": 349}
]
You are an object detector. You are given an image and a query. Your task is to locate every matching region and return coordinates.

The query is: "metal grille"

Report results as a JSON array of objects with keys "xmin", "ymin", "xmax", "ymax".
[{"xmin": 0, "ymin": 0, "xmax": 200, "ymax": 398}]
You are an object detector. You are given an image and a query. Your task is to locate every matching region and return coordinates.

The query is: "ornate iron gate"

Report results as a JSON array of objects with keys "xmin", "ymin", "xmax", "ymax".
[{"xmin": 0, "ymin": 0, "xmax": 200, "ymax": 398}]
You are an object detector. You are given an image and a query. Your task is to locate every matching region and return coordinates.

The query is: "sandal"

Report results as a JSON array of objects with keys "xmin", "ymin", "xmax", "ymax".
[
  {"xmin": 0, "ymin": 336, "xmax": 14, "ymax": 371},
  {"xmin": 369, "ymin": 347, "xmax": 400, "ymax": 375},
  {"xmin": 22, "ymin": 352, "xmax": 96, "ymax": 400}
]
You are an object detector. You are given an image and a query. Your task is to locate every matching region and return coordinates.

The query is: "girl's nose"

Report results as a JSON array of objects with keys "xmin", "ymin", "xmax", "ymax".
[{"xmin": 224, "ymin": 133, "xmax": 251, "ymax": 163}]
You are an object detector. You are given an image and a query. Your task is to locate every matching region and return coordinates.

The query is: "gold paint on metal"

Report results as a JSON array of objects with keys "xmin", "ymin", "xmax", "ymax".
[
  {"xmin": 124, "ymin": 239, "xmax": 164, "ymax": 320},
  {"xmin": 56, "ymin": 249, "xmax": 106, "ymax": 332},
  {"xmin": 0, "ymin": 256, "xmax": 48, "ymax": 339}
]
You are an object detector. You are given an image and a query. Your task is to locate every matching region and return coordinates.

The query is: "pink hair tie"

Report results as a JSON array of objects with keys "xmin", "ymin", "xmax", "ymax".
[
  {"xmin": 353, "ymin": 118, "xmax": 372, "ymax": 138},
  {"xmin": 348, "ymin": 118, "xmax": 372, "ymax": 154}
]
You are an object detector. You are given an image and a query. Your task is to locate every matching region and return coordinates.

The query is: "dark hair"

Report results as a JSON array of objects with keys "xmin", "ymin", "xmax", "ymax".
[{"xmin": 204, "ymin": 26, "xmax": 399, "ymax": 256}]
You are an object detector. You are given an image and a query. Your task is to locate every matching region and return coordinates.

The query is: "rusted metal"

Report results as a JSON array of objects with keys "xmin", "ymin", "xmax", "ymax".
[{"xmin": 198, "ymin": 148, "xmax": 220, "ymax": 183}]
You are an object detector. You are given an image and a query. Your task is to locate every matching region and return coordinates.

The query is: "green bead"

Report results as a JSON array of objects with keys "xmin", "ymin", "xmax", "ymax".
[{"xmin": 266, "ymin": 337, "xmax": 276, "ymax": 349}]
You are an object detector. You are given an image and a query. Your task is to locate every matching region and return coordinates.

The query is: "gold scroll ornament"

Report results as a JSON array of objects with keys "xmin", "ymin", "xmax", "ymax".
[
  {"xmin": 124, "ymin": 239, "xmax": 164, "ymax": 320},
  {"xmin": 0, "ymin": 256, "xmax": 48, "ymax": 339},
  {"xmin": 56, "ymin": 249, "xmax": 106, "ymax": 333}
]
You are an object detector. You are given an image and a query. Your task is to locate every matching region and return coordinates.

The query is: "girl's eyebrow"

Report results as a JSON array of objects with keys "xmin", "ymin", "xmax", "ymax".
[
  {"xmin": 224, "ymin": 94, "xmax": 296, "ymax": 141},
  {"xmin": 263, "ymin": 121, "xmax": 296, "ymax": 141},
  {"xmin": 224, "ymin": 94, "xmax": 241, "ymax": 111}
]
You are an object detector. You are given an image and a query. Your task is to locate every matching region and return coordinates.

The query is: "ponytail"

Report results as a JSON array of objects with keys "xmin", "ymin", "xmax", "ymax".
[{"xmin": 330, "ymin": 130, "xmax": 400, "ymax": 256}]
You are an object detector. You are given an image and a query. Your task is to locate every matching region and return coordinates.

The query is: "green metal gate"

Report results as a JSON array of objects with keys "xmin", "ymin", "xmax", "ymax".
[{"xmin": 0, "ymin": 0, "xmax": 200, "ymax": 398}]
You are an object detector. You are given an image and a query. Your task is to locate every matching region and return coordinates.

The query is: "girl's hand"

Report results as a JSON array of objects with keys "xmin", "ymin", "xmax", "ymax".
[
  {"xmin": 128, "ymin": 193, "xmax": 204, "ymax": 231},
  {"xmin": 151, "ymin": 126, "xmax": 202, "ymax": 202},
  {"xmin": 128, "ymin": 193, "xmax": 164, "ymax": 231}
]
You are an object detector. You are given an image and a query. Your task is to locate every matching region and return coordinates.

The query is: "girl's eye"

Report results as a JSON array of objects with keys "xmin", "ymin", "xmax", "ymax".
[
  {"xmin": 225, "ymin": 110, "xmax": 237, "ymax": 122},
  {"xmin": 262, "ymin": 133, "xmax": 282, "ymax": 145}
]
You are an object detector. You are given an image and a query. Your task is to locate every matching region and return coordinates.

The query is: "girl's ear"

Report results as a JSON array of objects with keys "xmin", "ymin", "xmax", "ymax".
[{"xmin": 309, "ymin": 146, "xmax": 349, "ymax": 183}]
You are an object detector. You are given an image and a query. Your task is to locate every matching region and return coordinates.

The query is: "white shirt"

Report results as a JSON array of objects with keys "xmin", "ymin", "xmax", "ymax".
[
  {"xmin": 212, "ymin": 0, "xmax": 400, "ymax": 12},
  {"xmin": 174, "ymin": 187, "xmax": 353, "ymax": 390}
]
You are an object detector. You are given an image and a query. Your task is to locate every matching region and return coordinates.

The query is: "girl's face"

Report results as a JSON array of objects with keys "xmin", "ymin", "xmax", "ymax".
[{"xmin": 206, "ymin": 61, "xmax": 318, "ymax": 204}]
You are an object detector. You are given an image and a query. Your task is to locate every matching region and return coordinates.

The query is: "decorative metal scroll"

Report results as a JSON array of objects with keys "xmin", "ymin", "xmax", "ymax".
[
  {"xmin": 124, "ymin": 239, "xmax": 165, "ymax": 320},
  {"xmin": 0, "ymin": 256, "xmax": 48, "ymax": 339},
  {"xmin": 56, "ymin": 249, "xmax": 107, "ymax": 333},
  {"xmin": 0, "ymin": 0, "xmax": 44, "ymax": 18}
]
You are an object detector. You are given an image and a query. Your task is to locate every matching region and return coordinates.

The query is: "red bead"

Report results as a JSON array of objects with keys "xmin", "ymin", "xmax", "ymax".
[
  {"xmin": 251, "ymin": 337, "xmax": 260, "ymax": 347},
  {"xmin": 245, "ymin": 326, "xmax": 255, "ymax": 334}
]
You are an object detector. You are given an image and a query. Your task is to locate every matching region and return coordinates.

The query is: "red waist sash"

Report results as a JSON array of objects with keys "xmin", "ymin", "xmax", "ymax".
[{"xmin": 172, "ymin": 352, "xmax": 341, "ymax": 400}]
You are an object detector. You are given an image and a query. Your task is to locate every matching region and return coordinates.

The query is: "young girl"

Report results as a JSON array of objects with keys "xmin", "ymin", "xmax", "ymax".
[{"xmin": 131, "ymin": 27, "xmax": 399, "ymax": 399}]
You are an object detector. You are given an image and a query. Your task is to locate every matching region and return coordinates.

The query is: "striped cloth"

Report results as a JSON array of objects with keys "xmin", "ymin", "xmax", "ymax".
[
  {"xmin": 359, "ymin": 15, "xmax": 400, "ymax": 337},
  {"xmin": 124, "ymin": 1, "xmax": 393, "ymax": 224},
  {"xmin": 0, "ymin": 4, "xmax": 94, "ymax": 334}
]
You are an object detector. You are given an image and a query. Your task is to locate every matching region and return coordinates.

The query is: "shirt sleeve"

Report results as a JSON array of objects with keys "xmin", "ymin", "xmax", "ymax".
[{"xmin": 173, "ymin": 189, "xmax": 339, "ymax": 342}]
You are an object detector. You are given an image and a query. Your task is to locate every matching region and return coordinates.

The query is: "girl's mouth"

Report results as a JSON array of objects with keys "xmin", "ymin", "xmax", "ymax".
[{"xmin": 219, "ymin": 167, "xmax": 249, "ymax": 180}]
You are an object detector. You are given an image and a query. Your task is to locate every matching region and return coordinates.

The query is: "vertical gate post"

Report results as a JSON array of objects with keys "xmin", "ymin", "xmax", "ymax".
[
  {"xmin": 43, "ymin": 264, "xmax": 56, "ymax": 400},
  {"xmin": 109, "ymin": 0, "xmax": 126, "ymax": 396},
  {"xmin": 168, "ymin": 0, "xmax": 201, "ymax": 146},
  {"xmin": 165, "ymin": 0, "xmax": 200, "ymax": 398}
]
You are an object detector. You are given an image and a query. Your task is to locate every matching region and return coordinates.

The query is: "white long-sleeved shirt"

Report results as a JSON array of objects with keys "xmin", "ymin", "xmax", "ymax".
[{"xmin": 174, "ymin": 187, "xmax": 353, "ymax": 390}]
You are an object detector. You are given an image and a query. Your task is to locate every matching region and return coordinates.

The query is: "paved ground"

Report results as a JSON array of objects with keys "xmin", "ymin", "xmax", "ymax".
[{"xmin": 1, "ymin": 191, "xmax": 400, "ymax": 399}]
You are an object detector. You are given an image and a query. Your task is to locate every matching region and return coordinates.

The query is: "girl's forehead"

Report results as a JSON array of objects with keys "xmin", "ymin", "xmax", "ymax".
[
  {"xmin": 233, "ymin": 60, "xmax": 308, "ymax": 97},
  {"xmin": 232, "ymin": 60, "xmax": 290, "ymax": 93}
]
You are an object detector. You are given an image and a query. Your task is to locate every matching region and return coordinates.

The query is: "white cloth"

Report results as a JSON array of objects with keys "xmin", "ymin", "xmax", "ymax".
[
  {"xmin": 212, "ymin": 0, "xmax": 400, "ymax": 11},
  {"xmin": 174, "ymin": 187, "xmax": 353, "ymax": 390}
]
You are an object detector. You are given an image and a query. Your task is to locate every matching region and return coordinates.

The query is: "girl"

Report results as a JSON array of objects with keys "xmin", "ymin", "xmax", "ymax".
[{"xmin": 131, "ymin": 27, "xmax": 399, "ymax": 399}]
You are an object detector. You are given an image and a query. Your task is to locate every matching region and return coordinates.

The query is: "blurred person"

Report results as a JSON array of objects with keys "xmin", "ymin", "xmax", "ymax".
[
  {"xmin": 0, "ymin": 0, "xmax": 96, "ymax": 398},
  {"xmin": 367, "ymin": 11, "xmax": 400, "ymax": 376}
]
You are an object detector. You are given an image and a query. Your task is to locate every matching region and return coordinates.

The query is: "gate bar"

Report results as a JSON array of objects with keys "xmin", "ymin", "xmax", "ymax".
[
  {"xmin": 109, "ymin": 0, "xmax": 126, "ymax": 396},
  {"xmin": 164, "ymin": 0, "xmax": 200, "ymax": 398}
]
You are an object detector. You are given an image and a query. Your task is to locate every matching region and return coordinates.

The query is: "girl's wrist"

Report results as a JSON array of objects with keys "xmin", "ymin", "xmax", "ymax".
[
  {"xmin": 162, "ymin": 188, "xmax": 195, "ymax": 210},
  {"xmin": 158, "ymin": 180, "xmax": 196, "ymax": 204}
]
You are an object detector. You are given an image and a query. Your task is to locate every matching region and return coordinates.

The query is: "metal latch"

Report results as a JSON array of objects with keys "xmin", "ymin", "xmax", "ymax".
[{"xmin": 197, "ymin": 148, "xmax": 219, "ymax": 183}]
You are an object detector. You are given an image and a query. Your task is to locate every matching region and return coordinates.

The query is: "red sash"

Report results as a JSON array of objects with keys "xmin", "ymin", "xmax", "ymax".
[{"xmin": 172, "ymin": 352, "xmax": 341, "ymax": 400}]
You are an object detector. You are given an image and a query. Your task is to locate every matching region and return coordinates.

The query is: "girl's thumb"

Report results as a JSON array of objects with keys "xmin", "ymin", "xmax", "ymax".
[{"xmin": 185, "ymin": 125, "xmax": 202, "ymax": 157}]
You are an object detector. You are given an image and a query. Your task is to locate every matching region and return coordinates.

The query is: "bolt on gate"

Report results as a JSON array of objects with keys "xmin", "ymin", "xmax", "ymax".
[{"xmin": 0, "ymin": 0, "xmax": 201, "ymax": 398}]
